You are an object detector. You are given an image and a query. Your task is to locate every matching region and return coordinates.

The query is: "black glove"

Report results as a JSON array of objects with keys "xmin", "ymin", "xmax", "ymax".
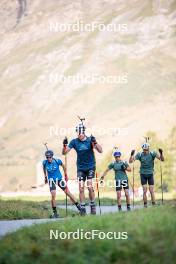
[
  {"xmin": 158, "ymin": 148, "xmax": 163, "ymax": 155},
  {"xmin": 121, "ymin": 163, "xmax": 127, "ymax": 171},
  {"xmin": 63, "ymin": 137, "xmax": 68, "ymax": 146},
  {"xmin": 45, "ymin": 176, "xmax": 48, "ymax": 184},
  {"xmin": 131, "ymin": 150, "xmax": 135, "ymax": 156},
  {"xmin": 91, "ymin": 135, "xmax": 97, "ymax": 145}
]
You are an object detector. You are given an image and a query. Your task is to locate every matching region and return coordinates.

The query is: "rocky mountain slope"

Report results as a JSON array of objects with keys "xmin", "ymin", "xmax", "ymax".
[{"xmin": 0, "ymin": 0, "xmax": 176, "ymax": 190}]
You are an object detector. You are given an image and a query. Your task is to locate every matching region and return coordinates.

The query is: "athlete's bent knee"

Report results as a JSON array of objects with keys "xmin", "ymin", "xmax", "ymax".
[
  {"xmin": 79, "ymin": 187, "xmax": 84, "ymax": 194},
  {"xmin": 88, "ymin": 187, "xmax": 94, "ymax": 193},
  {"xmin": 143, "ymin": 186, "xmax": 147, "ymax": 193},
  {"xmin": 51, "ymin": 191, "xmax": 56, "ymax": 199},
  {"xmin": 149, "ymin": 185, "xmax": 154, "ymax": 192},
  {"xmin": 117, "ymin": 191, "xmax": 121, "ymax": 199}
]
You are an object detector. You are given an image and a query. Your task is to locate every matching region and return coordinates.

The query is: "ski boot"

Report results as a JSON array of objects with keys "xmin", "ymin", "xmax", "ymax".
[
  {"xmin": 79, "ymin": 204, "xmax": 86, "ymax": 216},
  {"xmin": 118, "ymin": 205, "xmax": 122, "ymax": 212},
  {"xmin": 127, "ymin": 204, "xmax": 131, "ymax": 211},
  {"xmin": 50, "ymin": 211, "xmax": 59, "ymax": 218}
]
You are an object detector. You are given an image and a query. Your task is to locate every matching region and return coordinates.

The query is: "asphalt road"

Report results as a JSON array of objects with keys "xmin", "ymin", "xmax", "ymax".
[{"xmin": 0, "ymin": 205, "xmax": 142, "ymax": 238}]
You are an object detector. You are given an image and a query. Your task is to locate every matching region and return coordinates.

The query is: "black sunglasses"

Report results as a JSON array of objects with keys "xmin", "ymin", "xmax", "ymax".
[{"xmin": 46, "ymin": 156, "xmax": 52, "ymax": 159}]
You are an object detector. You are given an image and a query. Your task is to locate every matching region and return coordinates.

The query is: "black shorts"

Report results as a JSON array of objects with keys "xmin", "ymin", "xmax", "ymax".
[
  {"xmin": 77, "ymin": 168, "xmax": 95, "ymax": 182},
  {"xmin": 140, "ymin": 174, "xmax": 154, "ymax": 185},
  {"xmin": 116, "ymin": 180, "xmax": 129, "ymax": 191},
  {"xmin": 48, "ymin": 178, "xmax": 66, "ymax": 192}
]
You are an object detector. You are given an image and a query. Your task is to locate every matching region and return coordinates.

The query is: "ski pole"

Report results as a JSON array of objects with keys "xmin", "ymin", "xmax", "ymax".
[
  {"xmin": 128, "ymin": 178, "xmax": 133, "ymax": 190},
  {"xmin": 132, "ymin": 161, "xmax": 135, "ymax": 208},
  {"xmin": 96, "ymin": 172, "xmax": 101, "ymax": 215},
  {"xmin": 65, "ymin": 155, "xmax": 68, "ymax": 217},
  {"xmin": 128, "ymin": 178, "xmax": 134, "ymax": 200},
  {"xmin": 31, "ymin": 183, "xmax": 45, "ymax": 188},
  {"xmin": 130, "ymin": 149, "xmax": 135, "ymax": 209},
  {"xmin": 43, "ymin": 142, "xmax": 49, "ymax": 187},
  {"xmin": 160, "ymin": 160, "xmax": 164, "ymax": 204},
  {"xmin": 63, "ymin": 137, "xmax": 68, "ymax": 216}
]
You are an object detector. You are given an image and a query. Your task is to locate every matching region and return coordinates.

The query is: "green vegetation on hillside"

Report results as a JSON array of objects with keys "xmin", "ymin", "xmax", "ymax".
[
  {"xmin": 0, "ymin": 203, "xmax": 176, "ymax": 263},
  {"xmin": 0, "ymin": 200, "xmax": 75, "ymax": 220}
]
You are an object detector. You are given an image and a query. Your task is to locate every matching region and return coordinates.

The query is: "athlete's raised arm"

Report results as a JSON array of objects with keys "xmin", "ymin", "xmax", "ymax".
[
  {"xmin": 129, "ymin": 150, "xmax": 136, "ymax": 163},
  {"xmin": 62, "ymin": 137, "xmax": 71, "ymax": 155},
  {"xmin": 90, "ymin": 135, "xmax": 103, "ymax": 153}
]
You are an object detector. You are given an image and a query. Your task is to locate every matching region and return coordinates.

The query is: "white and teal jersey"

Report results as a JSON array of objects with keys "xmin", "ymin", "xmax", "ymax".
[
  {"xmin": 135, "ymin": 151, "xmax": 158, "ymax": 175},
  {"xmin": 108, "ymin": 160, "xmax": 129, "ymax": 181}
]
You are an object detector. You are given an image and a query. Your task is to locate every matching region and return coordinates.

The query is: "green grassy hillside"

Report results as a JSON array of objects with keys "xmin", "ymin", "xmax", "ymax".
[{"xmin": 0, "ymin": 202, "xmax": 176, "ymax": 263}]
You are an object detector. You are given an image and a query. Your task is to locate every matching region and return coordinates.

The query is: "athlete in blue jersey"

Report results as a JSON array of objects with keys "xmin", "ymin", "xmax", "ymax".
[
  {"xmin": 43, "ymin": 150, "xmax": 84, "ymax": 218},
  {"xmin": 62, "ymin": 123, "xmax": 103, "ymax": 215}
]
